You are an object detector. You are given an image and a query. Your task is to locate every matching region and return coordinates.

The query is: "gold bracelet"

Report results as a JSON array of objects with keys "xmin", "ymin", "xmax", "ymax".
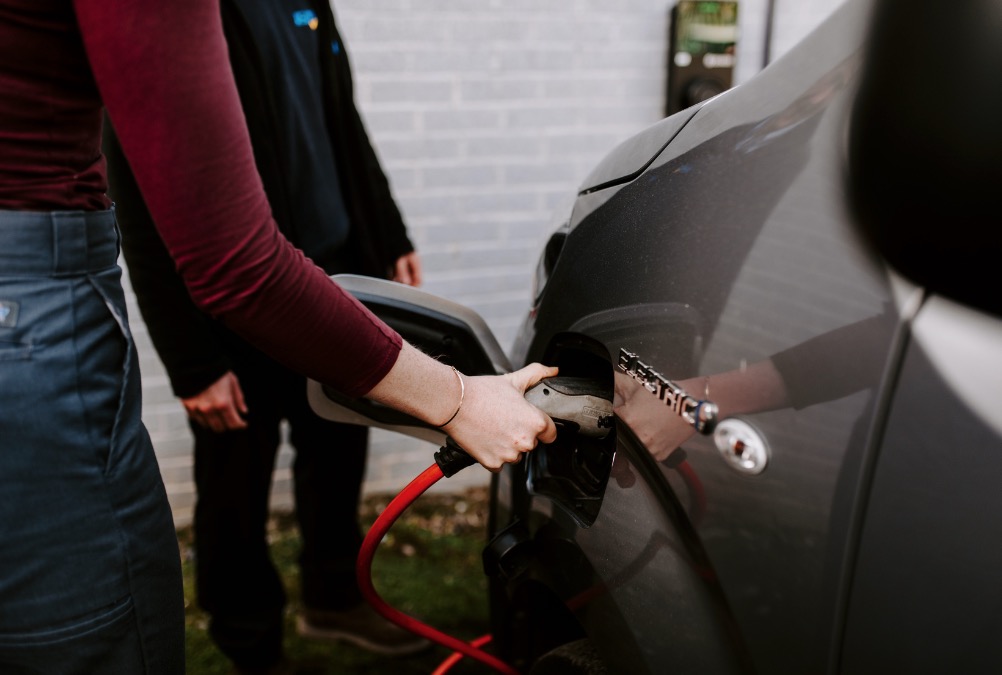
[{"xmin": 436, "ymin": 366, "xmax": 465, "ymax": 428}]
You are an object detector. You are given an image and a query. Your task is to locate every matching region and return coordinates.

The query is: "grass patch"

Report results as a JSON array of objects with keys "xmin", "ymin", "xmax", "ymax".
[{"xmin": 180, "ymin": 487, "xmax": 495, "ymax": 674}]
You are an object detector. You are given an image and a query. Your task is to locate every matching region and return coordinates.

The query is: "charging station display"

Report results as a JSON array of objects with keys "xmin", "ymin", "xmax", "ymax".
[{"xmin": 666, "ymin": 1, "xmax": 738, "ymax": 115}]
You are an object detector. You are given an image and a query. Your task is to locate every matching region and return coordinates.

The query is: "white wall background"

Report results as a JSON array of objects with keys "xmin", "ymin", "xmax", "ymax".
[{"xmin": 126, "ymin": 0, "xmax": 846, "ymax": 526}]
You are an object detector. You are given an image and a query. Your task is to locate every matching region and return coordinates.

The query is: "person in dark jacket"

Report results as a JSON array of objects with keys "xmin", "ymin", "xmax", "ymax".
[{"xmin": 104, "ymin": 1, "xmax": 427, "ymax": 672}]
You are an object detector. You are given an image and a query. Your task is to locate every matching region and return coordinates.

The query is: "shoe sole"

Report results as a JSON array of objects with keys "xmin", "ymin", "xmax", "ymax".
[{"xmin": 295, "ymin": 616, "xmax": 432, "ymax": 657}]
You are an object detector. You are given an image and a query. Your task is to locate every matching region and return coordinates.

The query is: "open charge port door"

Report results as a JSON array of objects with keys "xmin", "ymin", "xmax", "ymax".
[{"xmin": 307, "ymin": 274, "xmax": 512, "ymax": 442}]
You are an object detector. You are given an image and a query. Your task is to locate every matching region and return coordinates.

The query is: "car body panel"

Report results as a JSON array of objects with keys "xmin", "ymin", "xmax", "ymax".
[
  {"xmin": 576, "ymin": 104, "xmax": 703, "ymax": 195},
  {"xmin": 841, "ymin": 297, "xmax": 1002, "ymax": 673}
]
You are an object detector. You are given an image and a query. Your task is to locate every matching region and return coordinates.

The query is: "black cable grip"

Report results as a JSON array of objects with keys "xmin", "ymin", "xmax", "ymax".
[{"xmin": 434, "ymin": 437, "xmax": 477, "ymax": 477}]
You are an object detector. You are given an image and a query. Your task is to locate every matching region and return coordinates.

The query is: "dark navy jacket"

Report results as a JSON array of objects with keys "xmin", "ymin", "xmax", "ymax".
[{"xmin": 105, "ymin": 0, "xmax": 413, "ymax": 397}]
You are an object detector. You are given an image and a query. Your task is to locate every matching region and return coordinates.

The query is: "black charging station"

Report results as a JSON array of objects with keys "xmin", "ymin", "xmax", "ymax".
[{"xmin": 666, "ymin": 1, "xmax": 739, "ymax": 115}]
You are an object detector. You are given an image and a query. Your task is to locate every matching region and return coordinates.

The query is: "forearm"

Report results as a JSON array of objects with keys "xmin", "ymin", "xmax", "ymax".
[
  {"xmin": 695, "ymin": 359, "xmax": 791, "ymax": 420},
  {"xmin": 365, "ymin": 342, "xmax": 462, "ymax": 427}
]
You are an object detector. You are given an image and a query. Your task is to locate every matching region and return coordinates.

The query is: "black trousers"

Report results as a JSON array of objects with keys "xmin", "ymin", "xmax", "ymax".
[{"xmin": 191, "ymin": 345, "xmax": 368, "ymax": 668}]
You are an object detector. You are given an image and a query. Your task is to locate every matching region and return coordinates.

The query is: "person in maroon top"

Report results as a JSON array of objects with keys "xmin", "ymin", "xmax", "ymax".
[{"xmin": 0, "ymin": 1, "xmax": 557, "ymax": 673}]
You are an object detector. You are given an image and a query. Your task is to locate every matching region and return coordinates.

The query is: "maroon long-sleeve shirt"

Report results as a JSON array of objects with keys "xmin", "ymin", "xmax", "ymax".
[{"xmin": 0, "ymin": 0, "xmax": 401, "ymax": 396}]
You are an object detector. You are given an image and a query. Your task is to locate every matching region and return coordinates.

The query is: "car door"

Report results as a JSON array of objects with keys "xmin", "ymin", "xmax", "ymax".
[{"xmin": 839, "ymin": 297, "xmax": 1002, "ymax": 674}]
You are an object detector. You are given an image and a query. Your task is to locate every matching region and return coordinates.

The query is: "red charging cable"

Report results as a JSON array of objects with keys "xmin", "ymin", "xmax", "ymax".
[{"xmin": 356, "ymin": 456, "xmax": 518, "ymax": 675}]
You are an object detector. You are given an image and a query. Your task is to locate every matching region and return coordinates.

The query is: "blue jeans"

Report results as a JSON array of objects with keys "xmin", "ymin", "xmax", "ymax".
[{"xmin": 0, "ymin": 210, "xmax": 184, "ymax": 674}]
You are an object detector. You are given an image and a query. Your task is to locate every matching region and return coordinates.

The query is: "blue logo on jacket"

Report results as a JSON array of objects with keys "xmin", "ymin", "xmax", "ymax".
[{"xmin": 292, "ymin": 9, "xmax": 319, "ymax": 30}]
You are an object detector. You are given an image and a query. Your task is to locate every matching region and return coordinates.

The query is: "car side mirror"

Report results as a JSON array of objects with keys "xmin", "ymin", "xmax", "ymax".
[
  {"xmin": 306, "ymin": 275, "xmax": 512, "ymax": 443},
  {"xmin": 847, "ymin": 0, "xmax": 1002, "ymax": 317}
]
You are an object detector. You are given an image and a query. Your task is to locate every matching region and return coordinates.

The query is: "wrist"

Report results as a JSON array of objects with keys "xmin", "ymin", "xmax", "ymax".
[{"xmin": 435, "ymin": 366, "xmax": 465, "ymax": 428}]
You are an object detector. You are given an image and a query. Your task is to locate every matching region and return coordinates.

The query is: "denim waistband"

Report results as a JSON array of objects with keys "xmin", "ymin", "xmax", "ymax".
[{"xmin": 0, "ymin": 209, "xmax": 119, "ymax": 276}]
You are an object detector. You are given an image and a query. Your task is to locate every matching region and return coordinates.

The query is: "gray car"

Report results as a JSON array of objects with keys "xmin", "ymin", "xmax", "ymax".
[{"xmin": 310, "ymin": 0, "xmax": 1002, "ymax": 672}]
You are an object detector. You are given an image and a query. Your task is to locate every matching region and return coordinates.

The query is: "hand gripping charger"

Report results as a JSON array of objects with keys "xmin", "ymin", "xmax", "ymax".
[{"xmin": 434, "ymin": 376, "xmax": 614, "ymax": 476}]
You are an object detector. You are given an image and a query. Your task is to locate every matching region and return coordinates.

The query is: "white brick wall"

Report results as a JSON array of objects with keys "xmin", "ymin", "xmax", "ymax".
[{"xmin": 127, "ymin": 0, "xmax": 845, "ymax": 526}]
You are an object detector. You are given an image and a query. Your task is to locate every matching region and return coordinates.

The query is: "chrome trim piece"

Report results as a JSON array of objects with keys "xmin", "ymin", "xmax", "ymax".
[{"xmin": 617, "ymin": 347, "xmax": 718, "ymax": 434}]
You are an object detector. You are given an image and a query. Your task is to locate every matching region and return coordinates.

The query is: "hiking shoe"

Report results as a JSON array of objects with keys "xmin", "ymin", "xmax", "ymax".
[{"xmin": 296, "ymin": 603, "xmax": 432, "ymax": 656}]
